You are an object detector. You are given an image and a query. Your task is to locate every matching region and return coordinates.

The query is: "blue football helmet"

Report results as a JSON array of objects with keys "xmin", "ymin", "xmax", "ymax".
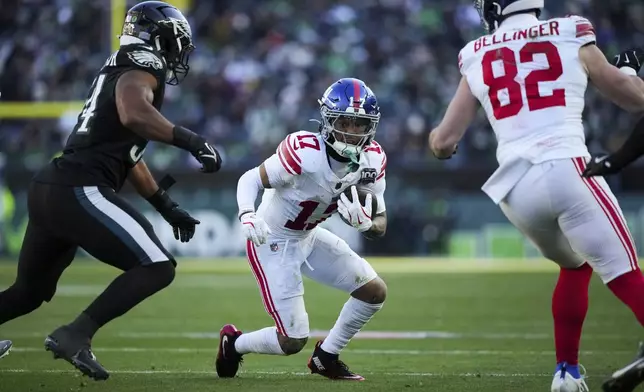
[
  {"xmin": 474, "ymin": 0, "xmax": 543, "ymax": 33},
  {"xmin": 317, "ymin": 78, "xmax": 380, "ymax": 161}
]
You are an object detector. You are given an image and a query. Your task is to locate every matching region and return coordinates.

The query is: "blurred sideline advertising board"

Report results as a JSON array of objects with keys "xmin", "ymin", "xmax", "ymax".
[{"xmin": 3, "ymin": 171, "xmax": 644, "ymax": 259}]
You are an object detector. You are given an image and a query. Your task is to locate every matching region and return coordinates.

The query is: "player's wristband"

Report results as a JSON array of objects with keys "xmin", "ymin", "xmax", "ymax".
[
  {"xmin": 238, "ymin": 210, "xmax": 254, "ymax": 221},
  {"xmin": 172, "ymin": 125, "xmax": 203, "ymax": 152},
  {"xmin": 147, "ymin": 188, "xmax": 176, "ymax": 212},
  {"xmin": 619, "ymin": 67, "xmax": 638, "ymax": 76}
]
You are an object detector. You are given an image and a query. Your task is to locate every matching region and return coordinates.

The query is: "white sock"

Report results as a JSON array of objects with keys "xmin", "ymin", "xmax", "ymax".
[
  {"xmin": 321, "ymin": 297, "xmax": 383, "ymax": 355},
  {"xmin": 234, "ymin": 326, "xmax": 285, "ymax": 355}
]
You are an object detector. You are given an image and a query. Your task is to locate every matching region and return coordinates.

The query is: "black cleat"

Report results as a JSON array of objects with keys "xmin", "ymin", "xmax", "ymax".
[
  {"xmin": 602, "ymin": 342, "xmax": 644, "ymax": 392},
  {"xmin": 215, "ymin": 324, "xmax": 243, "ymax": 378},
  {"xmin": 307, "ymin": 340, "xmax": 364, "ymax": 381},
  {"xmin": 0, "ymin": 340, "xmax": 12, "ymax": 359},
  {"xmin": 44, "ymin": 326, "xmax": 109, "ymax": 381}
]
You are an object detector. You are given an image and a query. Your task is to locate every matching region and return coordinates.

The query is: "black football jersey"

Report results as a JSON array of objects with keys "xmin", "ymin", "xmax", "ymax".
[{"xmin": 34, "ymin": 43, "xmax": 167, "ymax": 191}]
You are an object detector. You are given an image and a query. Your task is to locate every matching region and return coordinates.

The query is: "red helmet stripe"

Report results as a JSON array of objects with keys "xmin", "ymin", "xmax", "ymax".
[{"xmin": 352, "ymin": 80, "xmax": 361, "ymax": 111}]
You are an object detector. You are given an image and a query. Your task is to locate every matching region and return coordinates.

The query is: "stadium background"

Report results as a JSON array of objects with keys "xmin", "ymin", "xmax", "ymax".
[
  {"xmin": 0, "ymin": 0, "xmax": 643, "ymax": 260},
  {"xmin": 1, "ymin": 2, "xmax": 644, "ymax": 391}
]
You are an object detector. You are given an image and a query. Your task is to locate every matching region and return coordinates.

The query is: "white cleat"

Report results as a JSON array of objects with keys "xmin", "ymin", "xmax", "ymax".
[{"xmin": 552, "ymin": 363, "xmax": 589, "ymax": 392}]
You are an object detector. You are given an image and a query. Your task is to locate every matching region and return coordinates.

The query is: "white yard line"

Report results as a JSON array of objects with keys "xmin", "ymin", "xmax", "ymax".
[
  {"xmin": 0, "ymin": 369, "xmax": 555, "ymax": 377},
  {"xmin": 6, "ymin": 329, "xmax": 629, "ymax": 340},
  {"xmin": 8, "ymin": 347, "xmax": 632, "ymax": 356}
]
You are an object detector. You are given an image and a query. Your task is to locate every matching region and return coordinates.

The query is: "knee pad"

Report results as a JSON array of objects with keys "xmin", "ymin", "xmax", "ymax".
[
  {"xmin": 352, "ymin": 276, "xmax": 387, "ymax": 304},
  {"xmin": 280, "ymin": 336, "xmax": 308, "ymax": 355}
]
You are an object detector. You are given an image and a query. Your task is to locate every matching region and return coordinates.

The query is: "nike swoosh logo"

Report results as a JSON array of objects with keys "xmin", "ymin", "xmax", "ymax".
[
  {"xmin": 612, "ymin": 357, "xmax": 644, "ymax": 378},
  {"xmin": 222, "ymin": 335, "xmax": 228, "ymax": 358}
]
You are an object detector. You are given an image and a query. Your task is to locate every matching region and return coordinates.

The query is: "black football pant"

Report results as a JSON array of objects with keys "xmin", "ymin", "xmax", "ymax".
[{"xmin": 0, "ymin": 182, "xmax": 176, "ymax": 336}]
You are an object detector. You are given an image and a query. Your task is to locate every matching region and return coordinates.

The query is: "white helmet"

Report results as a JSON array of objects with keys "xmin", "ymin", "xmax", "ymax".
[{"xmin": 474, "ymin": 0, "xmax": 544, "ymax": 32}]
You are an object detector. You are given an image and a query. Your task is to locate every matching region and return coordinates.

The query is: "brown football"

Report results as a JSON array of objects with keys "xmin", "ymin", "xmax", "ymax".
[{"xmin": 340, "ymin": 186, "xmax": 378, "ymax": 224}]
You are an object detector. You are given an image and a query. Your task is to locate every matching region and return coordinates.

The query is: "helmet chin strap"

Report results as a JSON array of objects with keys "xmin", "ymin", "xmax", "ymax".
[{"xmin": 331, "ymin": 140, "xmax": 361, "ymax": 164}]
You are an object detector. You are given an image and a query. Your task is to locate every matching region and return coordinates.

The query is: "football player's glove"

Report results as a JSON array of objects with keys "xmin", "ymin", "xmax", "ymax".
[
  {"xmin": 613, "ymin": 48, "xmax": 643, "ymax": 75},
  {"xmin": 240, "ymin": 212, "xmax": 271, "ymax": 246},
  {"xmin": 582, "ymin": 155, "xmax": 621, "ymax": 177},
  {"xmin": 193, "ymin": 140, "xmax": 222, "ymax": 173},
  {"xmin": 161, "ymin": 206, "xmax": 200, "ymax": 243},
  {"xmin": 337, "ymin": 186, "xmax": 373, "ymax": 232},
  {"xmin": 147, "ymin": 188, "xmax": 200, "ymax": 243},
  {"xmin": 172, "ymin": 125, "xmax": 223, "ymax": 173}
]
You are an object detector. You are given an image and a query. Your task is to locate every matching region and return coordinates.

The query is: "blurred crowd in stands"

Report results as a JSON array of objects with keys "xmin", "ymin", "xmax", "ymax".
[{"xmin": 1, "ymin": 0, "xmax": 643, "ymax": 173}]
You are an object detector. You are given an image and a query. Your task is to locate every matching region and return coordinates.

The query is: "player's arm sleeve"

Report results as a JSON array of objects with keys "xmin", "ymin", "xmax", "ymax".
[
  {"xmin": 457, "ymin": 46, "xmax": 471, "ymax": 77},
  {"xmin": 569, "ymin": 15, "xmax": 596, "ymax": 47},
  {"xmin": 237, "ymin": 166, "xmax": 264, "ymax": 219},
  {"xmin": 371, "ymin": 178, "xmax": 387, "ymax": 214},
  {"xmin": 237, "ymin": 135, "xmax": 303, "ymax": 218},
  {"xmin": 607, "ymin": 115, "xmax": 644, "ymax": 171},
  {"xmin": 367, "ymin": 152, "xmax": 387, "ymax": 214},
  {"xmin": 263, "ymin": 134, "xmax": 305, "ymax": 187}
]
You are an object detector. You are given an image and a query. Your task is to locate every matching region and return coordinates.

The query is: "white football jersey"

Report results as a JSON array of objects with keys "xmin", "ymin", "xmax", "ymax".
[
  {"xmin": 257, "ymin": 131, "xmax": 387, "ymax": 239},
  {"xmin": 459, "ymin": 14, "xmax": 596, "ymax": 166}
]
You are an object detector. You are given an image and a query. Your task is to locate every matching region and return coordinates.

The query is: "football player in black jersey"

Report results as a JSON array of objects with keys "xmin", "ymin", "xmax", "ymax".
[
  {"xmin": 0, "ymin": 1, "xmax": 221, "ymax": 381},
  {"xmin": 583, "ymin": 48, "xmax": 643, "ymax": 179}
]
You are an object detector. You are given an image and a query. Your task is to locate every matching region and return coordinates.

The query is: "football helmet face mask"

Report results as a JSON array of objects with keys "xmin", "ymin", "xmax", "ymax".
[
  {"xmin": 317, "ymin": 78, "xmax": 380, "ymax": 162},
  {"xmin": 121, "ymin": 1, "xmax": 195, "ymax": 85},
  {"xmin": 474, "ymin": 0, "xmax": 543, "ymax": 33}
]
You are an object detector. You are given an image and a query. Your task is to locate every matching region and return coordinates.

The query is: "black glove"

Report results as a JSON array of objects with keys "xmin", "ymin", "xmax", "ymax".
[
  {"xmin": 172, "ymin": 126, "xmax": 222, "ymax": 173},
  {"xmin": 582, "ymin": 155, "xmax": 621, "ymax": 178},
  {"xmin": 147, "ymin": 189, "xmax": 200, "ymax": 242},
  {"xmin": 613, "ymin": 48, "xmax": 643, "ymax": 74}
]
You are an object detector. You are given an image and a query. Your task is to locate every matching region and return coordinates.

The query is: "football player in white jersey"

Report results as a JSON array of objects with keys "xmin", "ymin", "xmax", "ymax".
[
  {"xmin": 216, "ymin": 78, "xmax": 388, "ymax": 381},
  {"xmin": 428, "ymin": 1, "xmax": 644, "ymax": 391}
]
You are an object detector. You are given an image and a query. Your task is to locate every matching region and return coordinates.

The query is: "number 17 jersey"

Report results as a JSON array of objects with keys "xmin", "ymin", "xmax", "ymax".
[
  {"xmin": 257, "ymin": 131, "xmax": 387, "ymax": 240},
  {"xmin": 459, "ymin": 14, "xmax": 596, "ymax": 166}
]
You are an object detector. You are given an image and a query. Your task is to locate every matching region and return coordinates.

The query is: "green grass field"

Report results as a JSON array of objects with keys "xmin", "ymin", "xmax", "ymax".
[{"xmin": 0, "ymin": 258, "xmax": 641, "ymax": 391}]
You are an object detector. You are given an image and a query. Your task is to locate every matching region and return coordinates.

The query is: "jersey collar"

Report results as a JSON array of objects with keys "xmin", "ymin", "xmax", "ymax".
[
  {"xmin": 119, "ymin": 35, "xmax": 146, "ymax": 46},
  {"xmin": 498, "ymin": 13, "xmax": 540, "ymax": 30}
]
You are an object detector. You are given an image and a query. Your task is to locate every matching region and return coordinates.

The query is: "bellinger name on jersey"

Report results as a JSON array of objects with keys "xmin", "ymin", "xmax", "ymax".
[{"xmin": 474, "ymin": 21, "xmax": 560, "ymax": 53}]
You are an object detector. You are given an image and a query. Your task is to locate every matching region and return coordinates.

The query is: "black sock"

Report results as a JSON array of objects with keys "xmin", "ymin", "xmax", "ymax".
[
  {"xmin": 78, "ymin": 262, "xmax": 175, "ymax": 338},
  {"xmin": 67, "ymin": 312, "xmax": 100, "ymax": 340}
]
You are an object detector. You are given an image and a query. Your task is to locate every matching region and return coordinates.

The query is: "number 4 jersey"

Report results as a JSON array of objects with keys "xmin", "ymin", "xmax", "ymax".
[
  {"xmin": 459, "ymin": 15, "xmax": 595, "ymax": 166},
  {"xmin": 257, "ymin": 131, "xmax": 387, "ymax": 239},
  {"xmin": 34, "ymin": 42, "xmax": 168, "ymax": 191}
]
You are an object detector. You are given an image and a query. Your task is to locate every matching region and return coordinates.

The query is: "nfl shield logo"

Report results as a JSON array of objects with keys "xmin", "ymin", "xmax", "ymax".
[{"xmin": 270, "ymin": 242, "xmax": 279, "ymax": 252}]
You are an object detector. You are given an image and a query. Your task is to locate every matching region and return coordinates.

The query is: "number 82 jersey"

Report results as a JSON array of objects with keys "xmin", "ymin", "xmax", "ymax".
[
  {"xmin": 459, "ymin": 15, "xmax": 595, "ymax": 166},
  {"xmin": 34, "ymin": 43, "xmax": 167, "ymax": 191}
]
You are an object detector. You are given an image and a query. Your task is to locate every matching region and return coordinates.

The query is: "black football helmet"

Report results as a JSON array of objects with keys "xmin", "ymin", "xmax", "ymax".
[{"xmin": 121, "ymin": 1, "xmax": 195, "ymax": 85}]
